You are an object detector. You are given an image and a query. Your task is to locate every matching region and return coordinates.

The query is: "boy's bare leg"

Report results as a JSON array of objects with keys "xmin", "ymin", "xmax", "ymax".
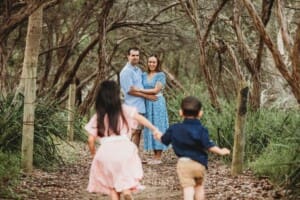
[
  {"xmin": 131, "ymin": 129, "xmax": 141, "ymax": 148},
  {"xmin": 183, "ymin": 186, "xmax": 195, "ymax": 200},
  {"xmin": 194, "ymin": 184, "xmax": 205, "ymax": 200},
  {"xmin": 110, "ymin": 189, "xmax": 120, "ymax": 200}
]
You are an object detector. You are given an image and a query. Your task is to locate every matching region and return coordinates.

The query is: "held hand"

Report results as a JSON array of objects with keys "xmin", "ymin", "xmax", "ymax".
[
  {"xmin": 221, "ymin": 148, "xmax": 230, "ymax": 155},
  {"xmin": 153, "ymin": 129, "xmax": 162, "ymax": 140}
]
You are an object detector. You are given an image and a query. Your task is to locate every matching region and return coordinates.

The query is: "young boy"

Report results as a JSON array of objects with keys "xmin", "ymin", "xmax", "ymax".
[{"xmin": 155, "ymin": 96, "xmax": 230, "ymax": 200}]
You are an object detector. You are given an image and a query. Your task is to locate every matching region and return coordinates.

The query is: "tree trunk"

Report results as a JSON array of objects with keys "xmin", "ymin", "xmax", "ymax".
[
  {"xmin": 179, "ymin": 0, "xmax": 227, "ymax": 112},
  {"xmin": 21, "ymin": 5, "xmax": 43, "ymax": 172},
  {"xmin": 231, "ymin": 81, "xmax": 249, "ymax": 175},
  {"xmin": 79, "ymin": 0, "xmax": 114, "ymax": 115},
  {"xmin": 292, "ymin": 23, "xmax": 300, "ymax": 83},
  {"xmin": 55, "ymin": 37, "xmax": 98, "ymax": 98},
  {"xmin": 197, "ymin": 38, "xmax": 220, "ymax": 111},
  {"xmin": 242, "ymin": 0, "xmax": 300, "ymax": 104},
  {"xmin": 0, "ymin": 42, "xmax": 8, "ymax": 97},
  {"xmin": 38, "ymin": 21, "xmax": 54, "ymax": 94},
  {"xmin": 67, "ymin": 82, "xmax": 76, "ymax": 141}
]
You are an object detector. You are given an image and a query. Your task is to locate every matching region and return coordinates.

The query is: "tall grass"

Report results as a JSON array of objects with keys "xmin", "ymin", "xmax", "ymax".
[
  {"xmin": 0, "ymin": 151, "xmax": 20, "ymax": 199},
  {"xmin": 249, "ymin": 109, "xmax": 300, "ymax": 198},
  {"xmin": 0, "ymin": 94, "xmax": 86, "ymax": 169},
  {"xmin": 0, "ymin": 94, "xmax": 87, "ymax": 198},
  {"xmin": 166, "ymin": 83, "xmax": 234, "ymax": 149}
]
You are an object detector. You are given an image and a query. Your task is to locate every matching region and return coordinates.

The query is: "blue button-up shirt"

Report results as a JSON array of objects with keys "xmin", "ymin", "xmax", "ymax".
[
  {"xmin": 120, "ymin": 62, "xmax": 145, "ymax": 114},
  {"xmin": 161, "ymin": 118, "xmax": 216, "ymax": 168}
]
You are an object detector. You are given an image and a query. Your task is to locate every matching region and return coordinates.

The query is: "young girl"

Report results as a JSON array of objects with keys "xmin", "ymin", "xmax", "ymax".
[{"xmin": 85, "ymin": 80, "xmax": 159, "ymax": 200}]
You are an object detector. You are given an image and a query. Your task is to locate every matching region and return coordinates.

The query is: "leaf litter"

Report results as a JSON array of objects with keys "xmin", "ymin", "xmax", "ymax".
[{"xmin": 13, "ymin": 142, "xmax": 286, "ymax": 200}]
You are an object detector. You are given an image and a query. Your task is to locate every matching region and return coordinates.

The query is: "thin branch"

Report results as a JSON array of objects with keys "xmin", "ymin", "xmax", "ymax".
[
  {"xmin": 242, "ymin": 0, "xmax": 294, "ymax": 84},
  {"xmin": 55, "ymin": 37, "xmax": 98, "ymax": 98},
  {"xmin": 179, "ymin": 0, "xmax": 197, "ymax": 26},
  {"xmin": 233, "ymin": 0, "xmax": 256, "ymax": 75},
  {"xmin": 276, "ymin": 0, "xmax": 293, "ymax": 58},
  {"xmin": 39, "ymin": 44, "xmax": 69, "ymax": 56},
  {"xmin": 203, "ymin": 0, "xmax": 229, "ymax": 43},
  {"xmin": 292, "ymin": 23, "xmax": 300, "ymax": 82},
  {"xmin": 225, "ymin": 42, "xmax": 244, "ymax": 81},
  {"xmin": 146, "ymin": 2, "xmax": 181, "ymax": 22}
]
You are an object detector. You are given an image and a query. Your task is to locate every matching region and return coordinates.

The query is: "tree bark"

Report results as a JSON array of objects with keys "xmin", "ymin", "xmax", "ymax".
[
  {"xmin": 276, "ymin": 0, "xmax": 293, "ymax": 59},
  {"xmin": 0, "ymin": 41, "xmax": 8, "ymax": 97},
  {"xmin": 292, "ymin": 22, "xmax": 300, "ymax": 83},
  {"xmin": 0, "ymin": 2, "xmax": 44, "ymax": 43},
  {"xmin": 55, "ymin": 37, "xmax": 98, "ymax": 98},
  {"xmin": 21, "ymin": 5, "xmax": 43, "ymax": 173},
  {"xmin": 38, "ymin": 21, "xmax": 54, "ymax": 94},
  {"xmin": 180, "ymin": 0, "xmax": 228, "ymax": 112},
  {"xmin": 231, "ymin": 81, "xmax": 249, "ymax": 175},
  {"xmin": 79, "ymin": 0, "xmax": 114, "ymax": 115},
  {"xmin": 67, "ymin": 82, "xmax": 76, "ymax": 141},
  {"xmin": 242, "ymin": 0, "xmax": 300, "ymax": 104}
]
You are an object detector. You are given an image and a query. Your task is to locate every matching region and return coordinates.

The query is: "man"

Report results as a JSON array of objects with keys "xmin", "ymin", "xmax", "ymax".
[{"xmin": 120, "ymin": 47, "xmax": 157, "ymax": 148}]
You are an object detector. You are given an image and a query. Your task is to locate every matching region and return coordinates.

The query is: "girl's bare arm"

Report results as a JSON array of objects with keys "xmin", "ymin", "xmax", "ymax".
[{"xmin": 88, "ymin": 135, "xmax": 96, "ymax": 158}]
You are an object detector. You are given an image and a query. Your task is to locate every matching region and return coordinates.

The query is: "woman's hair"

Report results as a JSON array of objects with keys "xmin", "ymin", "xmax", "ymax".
[
  {"xmin": 95, "ymin": 80, "xmax": 128, "ymax": 137},
  {"xmin": 147, "ymin": 54, "xmax": 161, "ymax": 72},
  {"xmin": 181, "ymin": 96, "xmax": 202, "ymax": 117}
]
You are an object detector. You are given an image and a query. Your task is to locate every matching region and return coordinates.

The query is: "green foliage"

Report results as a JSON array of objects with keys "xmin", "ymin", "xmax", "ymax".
[
  {"xmin": 166, "ymin": 82, "xmax": 234, "ymax": 150},
  {"xmin": 73, "ymin": 112, "xmax": 88, "ymax": 142},
  {"xmin": 0, "ymin": 151, "xmax": 21, "ymax": 199},
  {"xmin": 201, "ymin": 99, "xmax": 235, "ymax": 149},
  {"xmin": 249, "ymin": 110, "xmax": 300, "ymax": 197},
  {"xmin": 166, "ymin": 83, "xmax": 300, "ymax": 196},
  {"xmin": 0, "ymin": 95, "xmax": 23, "ymax": 151},
  {"xmin": 245, "ymin": 109, "xmax": 300, "ymax": 161},
  {"xmin": 165, "ymin": 91, "xmax": 184, "ymax": 124},
  {"xmin": 0, "ymin": 94, "xmax": 86, "ymax": 170}
]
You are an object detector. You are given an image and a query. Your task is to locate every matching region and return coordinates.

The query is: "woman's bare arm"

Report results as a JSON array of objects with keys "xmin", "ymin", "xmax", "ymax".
[{"xmin": 130, "ymin": 82, "xmax": 163, "ymax": 94}]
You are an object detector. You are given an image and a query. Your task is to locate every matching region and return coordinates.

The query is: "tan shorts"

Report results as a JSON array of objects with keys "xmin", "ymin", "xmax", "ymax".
[{"xmin": 176, "ymin": 158, "xmax": 206, "ymax": 188}]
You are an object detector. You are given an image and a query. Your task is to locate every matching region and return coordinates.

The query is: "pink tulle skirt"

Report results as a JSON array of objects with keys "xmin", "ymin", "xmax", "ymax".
[{"xmin": 87, "ymin": 135, "xmax": 143, "ymax": 195}]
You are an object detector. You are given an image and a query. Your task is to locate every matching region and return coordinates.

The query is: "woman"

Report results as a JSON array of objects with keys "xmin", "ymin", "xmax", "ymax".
[{"xmin": 131, "ymin": 55, "xmax": 168, "ymax": 164}]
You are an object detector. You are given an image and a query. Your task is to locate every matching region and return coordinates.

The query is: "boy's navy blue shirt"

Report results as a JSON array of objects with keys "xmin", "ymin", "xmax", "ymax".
[{"xmin": 161, "ymin": 118, "xmax": 215, "ymax": 169}]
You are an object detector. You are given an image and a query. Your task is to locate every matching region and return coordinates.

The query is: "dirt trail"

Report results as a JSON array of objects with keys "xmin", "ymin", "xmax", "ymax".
[{"xmin": 14, "ymin": 142, "xmax": 284, "ymax": 200}]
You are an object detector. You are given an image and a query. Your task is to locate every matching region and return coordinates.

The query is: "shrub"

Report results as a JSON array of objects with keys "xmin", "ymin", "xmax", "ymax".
[
  {"xmin": 0, "ymin": 151, "xmax": 21, "ymax": 199},
  {"xmin": 250, "ymin": 111, "xmax": 300, "ymax": 197},
  {"xmin": 0, "ymin": 94, "xmax": 86, "ymax": 170}
]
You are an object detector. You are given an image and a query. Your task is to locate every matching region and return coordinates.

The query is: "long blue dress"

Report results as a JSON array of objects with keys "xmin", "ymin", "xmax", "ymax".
[{"xmin": 142, "ymin": 72, "xmax": 168, "ymax": 151}]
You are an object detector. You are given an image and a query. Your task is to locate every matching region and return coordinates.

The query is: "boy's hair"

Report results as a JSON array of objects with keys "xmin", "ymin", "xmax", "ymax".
[{"xmin": 181, "ymin": 96, "xmax": 202, "ymax": 117}]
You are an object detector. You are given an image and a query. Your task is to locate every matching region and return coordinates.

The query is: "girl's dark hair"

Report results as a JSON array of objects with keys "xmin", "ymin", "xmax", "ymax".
[
  {"xmin": 147, "ymin": 55, "xmax": 161, "ymax": 72},
  {"xmin": 181, "ymin": 96, "xmax": 202, "ymax": 117},
  {"xmin": 95, "ymin": 80, "xmax": 128, "ymax": 137}
]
